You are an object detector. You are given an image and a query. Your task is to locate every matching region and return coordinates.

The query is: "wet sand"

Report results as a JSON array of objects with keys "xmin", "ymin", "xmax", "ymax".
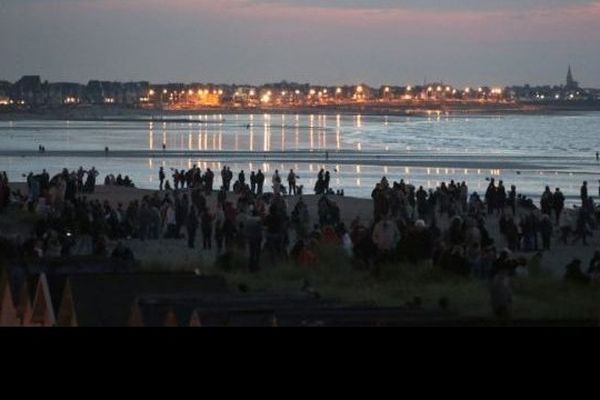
[{"xmin": 0, "ymin": 149, "xmax": 564, "ymax": 170}]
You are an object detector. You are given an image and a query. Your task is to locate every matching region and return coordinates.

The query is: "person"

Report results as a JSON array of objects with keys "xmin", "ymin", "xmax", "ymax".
[
  {"xmin": 162, "ymin": 143, "xmax": 166, "ymax": 151},
  {"xmin": 256, "ymin": 170, "xmax": 265, "ymax": 195},
  {"xmin": 111, "ymin": 241, "xmax": 135, "ymax": 261},
  {"xmin": 105, "ymin": 146, "xmax": 109, "ymax": 155},
  {"xmin": 186, "ymin": 206, "xmax": 199, "ymax": 249},
  {"xmin": 250, "ymin": 171, "xmax": 257, "ymax": 194},
  {"xmin": 272, "ymin": 170, "xmax": 282, "ymax": 195},
  {"xmin": 581, "ymin": 181, "xmax": 588, "ymax": 205},
  {"xmin": 245, "ymin": 208, "xmax": 264, "ymax": 273},
  {"xmin": 200, "ymin": 208, "xmax": 214, "ymax": 250},
  {"xmin": 564, "ymin": 259, "xmax": 590, "ymax": 284},
  {"xmin": 508, "ymin": 185, "xmax": 517, "ymax": 216},
  {"xmin": 572, "ymin": 206, "xmax": 591, "ymax": 246},
  {"xmin": 596, "ymin": 152, "xmax": 599, "ymax": 162},
  {"xmin": 491, "ymin": 262, "xmax": 512, "ymax": 320},
  {"xmin": 553, "ymin": 188, "xmax": 564, "ymax": 225},
  {"xmin": 372, "ymin": 218, "xmax": 399, "ymax": 264},
  {"xmin": 539, "ymin": 214, "xmax": 553, "ymax": 251},
  {"xmin": 158, "ymin": 167, "xmax": 165, "ymax": 191},
  {"xmin": 287, "ymin": 169, "xmax": 298, "ymax": 196},
  {"xmin": 540, "ymin": 186, "xmax": 553, "ymax": 215},
  {"xmin": 588, "ymin": 251, "xmax": 600, "ymax": 275}
]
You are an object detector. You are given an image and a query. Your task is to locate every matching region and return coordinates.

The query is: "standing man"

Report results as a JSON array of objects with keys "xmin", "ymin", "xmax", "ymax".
[
  {"xmin": 287, "ymin": 169, "xmax": 298, "ymax": 196},
  {"xmin": 159, "ymin": 167, "xmax": 165, "ymax": 191},
  {"xmin": 256, "ymin": 170, "xmax": 265, "ymax": 195},
  {"xmin": 250, "ymin": 171, "xmax": 257, "ymax": 194},
  {"xmin": 581, "ymin": 181, "xmax": 588, "ymax": 206},
  {"xmin": 553, "ymin": 188, "xmax": 565, "ymax": 225}
]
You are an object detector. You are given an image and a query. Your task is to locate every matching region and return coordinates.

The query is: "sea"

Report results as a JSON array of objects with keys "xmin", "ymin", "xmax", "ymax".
[{"xmin": 1, "ymin": 112, "xmax": 599, "ymax": 206}]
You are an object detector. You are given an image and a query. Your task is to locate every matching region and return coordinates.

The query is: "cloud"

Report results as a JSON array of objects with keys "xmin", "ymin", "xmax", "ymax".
[{"xmin": 248, "ymin": 0, "xmax": 597, "ymax": 11}]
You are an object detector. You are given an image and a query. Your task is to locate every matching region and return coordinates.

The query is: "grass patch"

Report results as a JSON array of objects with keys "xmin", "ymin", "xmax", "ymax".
[{"xmin": 141, "ymin": 243, "xmax": 600, "ymax": 324}]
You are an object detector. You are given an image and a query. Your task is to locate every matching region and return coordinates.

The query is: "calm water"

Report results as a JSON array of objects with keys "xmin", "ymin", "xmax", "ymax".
[{"xmin": 1, "ymin": 112, "xmax": 600, "ymax": 204}]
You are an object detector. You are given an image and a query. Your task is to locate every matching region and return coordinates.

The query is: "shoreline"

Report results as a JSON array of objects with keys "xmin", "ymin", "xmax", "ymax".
[
  {"xmin": 2, "ymin": 103, "xmax": 600, "ymax": 121},
  {"xmin": 0, "ymin": 149, "xmax": 570, "ymax": 170}
]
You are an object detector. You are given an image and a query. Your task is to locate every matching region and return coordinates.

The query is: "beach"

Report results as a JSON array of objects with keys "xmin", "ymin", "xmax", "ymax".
[{"xmin": 4, "ymin": 182, "xmax": 595, "ymax": 278}]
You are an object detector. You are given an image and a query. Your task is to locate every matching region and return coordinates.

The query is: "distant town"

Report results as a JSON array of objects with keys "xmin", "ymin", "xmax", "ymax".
[{"xmin": 1, "ymin": 66, "xmax": 598, "ymax": 112}]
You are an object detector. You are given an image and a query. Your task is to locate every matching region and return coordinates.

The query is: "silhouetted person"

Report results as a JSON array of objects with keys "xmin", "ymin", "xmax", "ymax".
[
  {"xmin": 581, "ymin": 181, "xmax": 588, "ymax": 205},
  {"xmin": 186, "ymin": 206, "xmax": 199, "ymax": 249},
  {"xmin": 159, "ymin": 167, "xmax": 165, "ymax": 191}
]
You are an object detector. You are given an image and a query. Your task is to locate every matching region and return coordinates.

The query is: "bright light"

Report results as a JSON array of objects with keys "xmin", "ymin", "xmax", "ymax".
[
  {"xmin": 445, "ymin": 86, "xmax": 451, "ymax": 92},
  {"xmin": 261, "ymin": 93, "xmax": 271, "ymax": 103},
  {"xmin": 149, "ymin": 90, "xmax": 155, "ymax": 96},
  {"xmin": 406, "ymin": 86, "xmax": 412, "ymax": 91},
  {"xmin": 491, "ymin": 88, "xmax": 503, "ymax": 95},
  {"xmin": 323, "ymin": 89, "xmax": 328, "ymax": 94},
  {"xmin": 295, "ymin": 90, "xmax": 301, "ymax": 95},
  {"xmin": 436, "ymin": 86, "xmax": 442, "ymax": 92},
  {"xmin": 555, "ymin": 94, "xmax": 560, "ymax": 99},
  {"xmin": 188, "ymin": 90, "xmax": 194, "ymax": 95},
  {"xmin": 309, "ymin": 89, "xmax": 316, "ymax": 96},
  {"xmin": 465, "ymin": 87, "xmax": 471, "ymax": 94},
  {"xmin": 356, "ymin": 85, "xmax": 363, "ymax": 93},
  {"xmin": 384, "ymin": 87, "xmax": 390, "ymax": 93},
  {"xmin": 218, "ymin": 89, "xmax": 223, "ymax": 95},
  {"xmin": 336, "ymin": 88, "xmax": 342, "ymax": 94},
  {"xmin": 163, "ymin": 89, "xmax": 168, "ymax": 94},
  {"xmin": 478, "ymin": 87, "xmax": 483, "ymax": 92},
  {"xmin": 427, "ymin": 87, "xmax": 433, "ymax": 92},
  {"xmin": 281, "ymin": 91, "xmax": 286, "ymax": 96}
]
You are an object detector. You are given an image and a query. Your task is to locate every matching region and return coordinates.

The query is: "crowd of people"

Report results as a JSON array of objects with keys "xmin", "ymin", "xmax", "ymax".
[
  {"xmin": 3, "ymin": 163, "xmax": 600, "ymax": 320},
  {"xmin": 104, "ymin": 174, "xmax": 135, "ymax": 188}
]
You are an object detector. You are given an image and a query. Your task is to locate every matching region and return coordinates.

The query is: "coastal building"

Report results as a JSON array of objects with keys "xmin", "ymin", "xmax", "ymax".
[{"xmin": 10, "ymin": 75, "xmax": 44, "ymax": 106}]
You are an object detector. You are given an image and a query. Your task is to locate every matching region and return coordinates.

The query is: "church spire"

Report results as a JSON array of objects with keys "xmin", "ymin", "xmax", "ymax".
[{"xmin": 566, "ymin": 65, "xmax": 578, "ymax": 89}]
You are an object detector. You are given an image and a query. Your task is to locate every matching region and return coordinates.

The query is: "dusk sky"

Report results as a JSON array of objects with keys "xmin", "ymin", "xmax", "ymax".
[{"xmin": 1, "ymin": 0, "xmax": 599, "ymax": 87}]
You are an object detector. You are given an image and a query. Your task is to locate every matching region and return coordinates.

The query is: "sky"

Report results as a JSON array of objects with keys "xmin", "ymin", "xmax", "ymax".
[{"xmin": 1, "ymin": 0, "xmax": 599, "ymax": 87}]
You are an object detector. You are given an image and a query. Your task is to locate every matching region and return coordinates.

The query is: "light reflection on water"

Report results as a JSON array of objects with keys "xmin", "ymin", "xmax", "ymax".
[
  {"xmin": 0, "ymin": 154, "xmax": 593, "ymax": 206},
  {"xmin": 2, "ymin": 112, "xmax": 600, "ymax": 205}
]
